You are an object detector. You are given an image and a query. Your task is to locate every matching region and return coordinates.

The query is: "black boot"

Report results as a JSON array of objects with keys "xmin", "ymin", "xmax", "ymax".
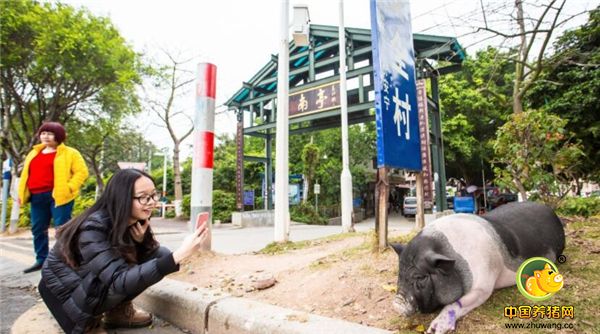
[{"xmin": 23, "ymin": 262, "xmax": 43, "ymax": 273}]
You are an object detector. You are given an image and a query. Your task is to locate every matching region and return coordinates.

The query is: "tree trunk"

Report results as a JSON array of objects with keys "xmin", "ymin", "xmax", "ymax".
[
  {"xmin": 9, "ymin": 168, "xmax": 20, "ymax": 233},
  {"xmin": 172, "ymin": 143, "xmax": 184, "ymax": 218},
  {"xmin": 513, "ymin": 178, "xmax": 528, "ymax": 201},
  {"xmin": 173, "ymin": 144, "xmax": 182, "ymax": 201},
  {"xmin": 513, "ymin": 0, "xmax": 526, "ymax": 114},
  {"xmin": 93, "ymin": 162, "xmax": 104, "ymax": 197}
]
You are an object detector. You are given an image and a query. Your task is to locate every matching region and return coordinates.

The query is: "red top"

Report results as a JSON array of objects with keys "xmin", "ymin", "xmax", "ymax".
[{"xmin": 27, "ymin": 151, "xmax": 56, "ymax": 194}]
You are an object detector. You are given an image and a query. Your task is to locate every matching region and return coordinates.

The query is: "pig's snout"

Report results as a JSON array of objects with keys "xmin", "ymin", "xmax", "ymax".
[
  {"xmin": 393, "ymin": 294, "xmax": 416, "ymax": 316},
  {"xmin": 554, "ymin": 274, "xmax": 563, "ymax": 283}
]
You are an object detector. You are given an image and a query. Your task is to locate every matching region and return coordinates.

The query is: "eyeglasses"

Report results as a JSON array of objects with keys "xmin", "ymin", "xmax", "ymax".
[{"xmin": 133, "ymin": 192, "xmax": 160, "ymax": 205}]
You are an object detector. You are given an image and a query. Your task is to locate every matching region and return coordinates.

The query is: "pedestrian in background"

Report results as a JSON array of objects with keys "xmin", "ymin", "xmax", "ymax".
[
  {"xmin": 18, "ymin": 121, "xmax": 89, "ymax": 273},
  {"xmin": 39, "ymin": 169, "xmax": 208, "ymax": 333}
]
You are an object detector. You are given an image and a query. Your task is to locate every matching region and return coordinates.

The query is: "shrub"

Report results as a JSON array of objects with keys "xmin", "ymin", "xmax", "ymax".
[
  {"xmin": 11, "ymin": 192, "xmax": 96, "ymax": 228},
  {"xmin": 182, "ymin": 194, "xmax": 191, "ymax": 219},
  {"xmin": 73, "ymin": 193, "xmax": 96, "ymax": 217},
  {"xmin": 212, "ymin": 190, "xmax": 236, "ymax": 223},
  {"xmin": 291, "ymin": 202, "xmax": 327, "ymax": 225},
  {"xmin": 557, "ymin": 196, "xmax": 600, "ymax": 218}
]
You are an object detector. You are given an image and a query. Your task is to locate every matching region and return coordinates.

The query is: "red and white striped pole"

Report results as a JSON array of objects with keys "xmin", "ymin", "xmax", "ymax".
[{"xmin": 192, "ymin": 62, "xmax": 216, "ymax": 250}]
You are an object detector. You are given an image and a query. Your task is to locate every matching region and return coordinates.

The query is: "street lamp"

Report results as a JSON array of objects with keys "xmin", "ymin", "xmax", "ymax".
[
  {"xmin": 274, "ymin": 3, "xmax": 311, "ymax": 243},
  {"xmin": 338, "ymin": 0, "xmax": 353, "ymax": 233}
]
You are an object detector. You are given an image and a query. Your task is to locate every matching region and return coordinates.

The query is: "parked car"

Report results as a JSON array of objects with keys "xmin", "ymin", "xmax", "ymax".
[{"xmin": 403, "ymin": 196, "xmax": 417, "ymax": 217}]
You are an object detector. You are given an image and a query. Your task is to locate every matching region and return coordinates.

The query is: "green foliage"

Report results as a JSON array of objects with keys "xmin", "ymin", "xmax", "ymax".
[
  {"xmin": 556, "ymin": 197, "xmax": 600, "ymax": 218},
  {"xmin": 14, "ymin": 192, "xmax": 95, "ymax": 228},
  {"xmin": 72, "ymin": 193, "xmax": 96, "ymax": 217},
  {"xmin": 212, "ymin": 190, "xmax": 236, "ymax": 223},
  {"xmin": 212, "ymin": 135, "xmax": 237, "ymax": 194},
  {"xmin": 180, "ymin": 192, "xmax": 235, "ymax": 223},
  {"xmin": 165, "ymin": 209, "xmax": 176, "ymax": 219},
  {"xmin": 0, "ymin": 0, "xmax": 141, "ymax": 168},
  {"xmin": 18, "ymin": 200, "xmax": 30, "ymax": 227},
  {"xmin": 182, "ymin": 194, "xmax": 191, "ymax": 218},
  {"xmin": 528, "ymin": 7, "xmax": 600, "ymax": 183},
  {"xmin": 492, "ymin": 109, "xmax": 584, "ymax": 207},
  {"xmin": 301, "ymin": 142, "xmax": 319, "ymax": 201},
  {"xmin": 290, "ymin": 202, "xmax": 327, "ymax": 225},
  {"xmin": 439, "ymin": 47, "xmax": 514, "ymax": 184}
]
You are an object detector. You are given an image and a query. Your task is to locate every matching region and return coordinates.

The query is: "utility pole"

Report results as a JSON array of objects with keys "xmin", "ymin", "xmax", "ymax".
[
  {"xmin": 338, "ymin": 0, "xmax": 354, "ymax": 233},
  {"xmin": 274, "ymin": 0, "xmax": 290, "ymax": 243}
]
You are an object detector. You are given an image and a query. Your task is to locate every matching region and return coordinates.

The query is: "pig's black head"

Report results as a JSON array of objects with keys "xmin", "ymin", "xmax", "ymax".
[{"xmin": 390, "ymin": 236, "xmax": 464, "ymax": 316}]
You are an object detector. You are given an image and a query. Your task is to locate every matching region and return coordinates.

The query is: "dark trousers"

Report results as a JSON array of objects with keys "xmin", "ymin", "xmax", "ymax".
[
  {"xmin": 39, "ymin": 246, "xmax": 172, "ymax": 333},
  {"xmin": 30, "ymin": 192, "xmax": 74, "ymax": 264},
  {"xmin": 38, "ymin": 279, "xmax": 76, "ymax": 333}
]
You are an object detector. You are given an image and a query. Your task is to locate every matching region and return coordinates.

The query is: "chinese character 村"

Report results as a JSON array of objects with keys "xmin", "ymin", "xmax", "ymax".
[{"xmin": 393, "ymin": 86, "xmax": 411, "ymax": 140}]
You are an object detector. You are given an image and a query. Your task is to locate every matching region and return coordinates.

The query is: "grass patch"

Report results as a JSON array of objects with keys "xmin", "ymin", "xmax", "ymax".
[{"xmin": 257, "ymin": 230, "xmax": 368, "ymax": 255}]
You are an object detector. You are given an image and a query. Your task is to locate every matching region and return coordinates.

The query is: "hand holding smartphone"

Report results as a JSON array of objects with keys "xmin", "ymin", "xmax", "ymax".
[{"xmin": 195, "ymin": 212, "xmax": 209, "ymax": 233}]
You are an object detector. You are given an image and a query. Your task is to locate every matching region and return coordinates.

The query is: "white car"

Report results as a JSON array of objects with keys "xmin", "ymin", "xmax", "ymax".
[{"xmin": 403, "ymin": 196, "xmax": 417, "ymax": 217}]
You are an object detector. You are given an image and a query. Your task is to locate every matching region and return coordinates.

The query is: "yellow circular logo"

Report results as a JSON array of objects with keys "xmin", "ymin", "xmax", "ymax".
[{"xmin": 516, "ymin": 257, "xmax": 564, "ymax": 301}]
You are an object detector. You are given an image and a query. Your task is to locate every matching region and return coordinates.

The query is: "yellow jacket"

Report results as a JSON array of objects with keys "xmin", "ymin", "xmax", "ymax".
[{"xmin": 18, "ymin": 143, "xmax": 89, "ymax": 206}]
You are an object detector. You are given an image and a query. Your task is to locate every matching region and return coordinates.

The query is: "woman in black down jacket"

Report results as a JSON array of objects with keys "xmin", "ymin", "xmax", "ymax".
[{"xmin": 39, "ymin": 169, "xmax": 208, "ymax": 333}]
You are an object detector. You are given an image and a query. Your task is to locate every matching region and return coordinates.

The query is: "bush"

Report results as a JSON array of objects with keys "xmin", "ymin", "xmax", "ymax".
[
  {"xmin": 165, "ymin": 209, "xmax": 176, "ymax": 219},
  {"xmin": 10, "ymin": 192, "xmax": 96, "ymax": 228},
  {"xmin": 180, "ymin": 191, "xmax": 236, "ymax": 223},
  {"xmin": 182, "ymin": 194, "xmax": 191, "ymax": 219},
  {"xmin": 73, "ymin": 193, "xmax": 96, "ymax": 217},
  {"xmin": 212, "ymin": 190, "xmax": 236, "ymax": 223},
  {"xmin": 291, "ymin": 202, "xmax": 327, "ymax": 225},
  {"xmin": 557, "ymin": 196, "xmax": 600, "ymax": 218}
]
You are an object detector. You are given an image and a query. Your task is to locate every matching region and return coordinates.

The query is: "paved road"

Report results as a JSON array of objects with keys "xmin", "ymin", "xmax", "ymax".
[
  {"xmin": 0, "ymin": 213, "xmax": 417, "ymax": 333},
  {"xmin": 156, "ymin": 213, "xmax": 416, "ymax": 254}
]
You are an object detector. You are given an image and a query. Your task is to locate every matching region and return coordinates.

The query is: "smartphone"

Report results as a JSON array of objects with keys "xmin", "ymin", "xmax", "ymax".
[{"xmin": 195, "ymin": 212, "xmax": 209, "ymax": 232}]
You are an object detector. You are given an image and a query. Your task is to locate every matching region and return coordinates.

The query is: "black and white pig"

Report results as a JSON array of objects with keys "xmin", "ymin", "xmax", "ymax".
[{"xmin": 391, "ymin": 201, "xmax": 565, "ymax": 334}]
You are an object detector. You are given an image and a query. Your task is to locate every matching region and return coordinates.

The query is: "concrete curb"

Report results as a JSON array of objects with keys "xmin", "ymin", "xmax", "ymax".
[{"xmin": 136, "ymin": 278, "xmax": 394, "ymax": 334}]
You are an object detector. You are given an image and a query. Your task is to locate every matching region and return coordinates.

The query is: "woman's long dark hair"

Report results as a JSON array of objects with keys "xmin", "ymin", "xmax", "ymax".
[{"xmin": 57, "ymin": 169, "xmax": 159, "ymax": 267}]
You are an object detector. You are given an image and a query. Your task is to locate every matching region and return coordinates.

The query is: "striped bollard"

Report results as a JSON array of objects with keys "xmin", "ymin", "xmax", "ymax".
[{"xmin": 191, "ymin": 63, "xmax": 217, "ymax": 250}]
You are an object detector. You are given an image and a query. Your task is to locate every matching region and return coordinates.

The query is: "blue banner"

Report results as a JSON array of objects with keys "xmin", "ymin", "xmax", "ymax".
[
  {"xmin": 370, "ymin": 0, "xmax": 422, "ymax": 170},
  {"xmin": 243, "ymin": 190, "xmax": 254, "ymax": 206}
]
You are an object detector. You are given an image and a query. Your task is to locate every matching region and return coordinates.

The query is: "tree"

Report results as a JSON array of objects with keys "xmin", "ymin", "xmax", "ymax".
[
  {"xmin": 477, "ymin": 0, "xmax": 576, "ymax": 114},
  {"xmin": 301, "ymin": 142, "xmax": 319, "ymax": 203},
  {"xmin": 0, "ymin": 0, "xmax": 141, "ymax": 172},
  {"xmin": 67, "ymin": 120, "xmax": 156, "ymax": 195},
  {"xmin": 144, "ymin": 52, "xmax": 194, "ymax": 216},
  {"xmin": 439, "ymin": 47, "xmax": 514, "ymax": 184},
  {"xmin": 492, "ymin": 109, "xmax": 583, "ymax": 206},
  {"xmin": 528, "ymin": 6, "xmax": 600, "ymax": 186}
]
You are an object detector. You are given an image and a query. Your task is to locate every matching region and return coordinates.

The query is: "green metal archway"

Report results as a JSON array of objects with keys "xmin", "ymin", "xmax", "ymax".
[{"xmin": 225, "ymin": 24, "xmax": 465, "ymax": 213}]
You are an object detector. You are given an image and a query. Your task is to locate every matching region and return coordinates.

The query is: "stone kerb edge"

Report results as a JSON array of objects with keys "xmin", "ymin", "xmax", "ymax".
[{"xmin": 137, "ymin": 278, "xmax": 394, "ymax": 334}]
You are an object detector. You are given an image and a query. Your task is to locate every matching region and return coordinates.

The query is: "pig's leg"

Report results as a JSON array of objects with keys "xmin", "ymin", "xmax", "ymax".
[{"xmin": 426, "ymin": 286, "xmax": 494, "ymax": 334}]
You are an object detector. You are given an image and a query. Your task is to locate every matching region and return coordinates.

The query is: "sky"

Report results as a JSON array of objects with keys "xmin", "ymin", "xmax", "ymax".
[{"xmin": 58, "ymin": 0, "xmax": 598, "ymax": 159}]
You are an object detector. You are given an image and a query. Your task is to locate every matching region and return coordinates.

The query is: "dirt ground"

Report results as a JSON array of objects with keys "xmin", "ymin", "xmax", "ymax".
[
  {"xmin": 170, "ymin": 216, "xmax": 600, "ymax": 334},
  {"xmin": 171, "ymin": 230, "xmax": 410, "ymax": 331}
]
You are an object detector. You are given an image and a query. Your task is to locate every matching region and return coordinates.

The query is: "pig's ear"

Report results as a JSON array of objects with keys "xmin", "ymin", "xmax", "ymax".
[
  {"xmin": 390, "ymin": 243, "xmax": 404, "ymax": 256},
  {"xmin": 425, "ymin": 253, "xmax": 455, "ymax": 273}
]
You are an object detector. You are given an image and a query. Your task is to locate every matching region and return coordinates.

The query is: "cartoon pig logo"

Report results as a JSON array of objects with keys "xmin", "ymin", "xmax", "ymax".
[{"xmin": 517, "ymin": 257, "xmax": 564, "ymax": 301}]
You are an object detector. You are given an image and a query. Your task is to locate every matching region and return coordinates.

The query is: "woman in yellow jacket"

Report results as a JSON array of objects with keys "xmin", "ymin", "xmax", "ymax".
[{"xmin": 18, "ymin": 122, "xmax": 89, "ymax": 273}]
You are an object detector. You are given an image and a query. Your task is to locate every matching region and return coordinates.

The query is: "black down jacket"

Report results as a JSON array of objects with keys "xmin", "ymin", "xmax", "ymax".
[{"xmin": 41, "ymin": 210, "xmax": 179, "ymax": 333}]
